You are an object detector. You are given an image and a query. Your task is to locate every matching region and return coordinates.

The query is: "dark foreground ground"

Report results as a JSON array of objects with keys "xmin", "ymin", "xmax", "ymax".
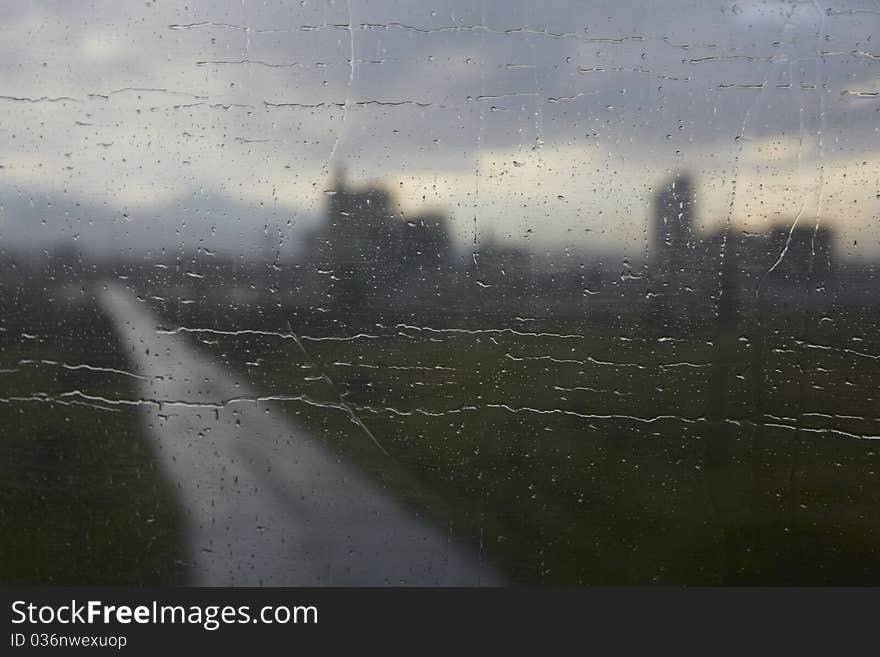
[{"xmin": 3, "ymin": 280, "xmax": 880, "ymax": 584}]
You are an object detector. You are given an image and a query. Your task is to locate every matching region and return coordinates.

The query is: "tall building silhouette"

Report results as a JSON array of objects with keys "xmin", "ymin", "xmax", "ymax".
[
  {"xmin": 647, "ymin": 172, "xmax": 836, "ymax": 314},
  {"xmin": 651, "ymin": 173, "xmax": 696, "ymax": 299},
  {"xmin": 306, "ymin": 167, "xmax": 451, "ymax": 306}
]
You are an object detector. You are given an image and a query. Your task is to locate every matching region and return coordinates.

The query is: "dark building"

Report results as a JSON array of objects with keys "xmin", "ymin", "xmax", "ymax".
[
  {"xmin": 738, "ymin": 224, "xmax": 835, "ymax": 306},
  {"xmin": 650, "ymin": 173, "xmax": 696, "ymax": 300},
  {"xmin": 305, "ymin": 168, "xmax": 451, "ymax": 306},
  {"xmin": 648, "ymin": 172, "xmax": 836, "ymax": 319}
]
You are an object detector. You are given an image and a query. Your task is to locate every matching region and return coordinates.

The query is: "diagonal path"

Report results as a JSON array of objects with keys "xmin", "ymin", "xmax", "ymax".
[{"xmin": 98, "ymin": 283, "xmax": 502, "ymax": 585}]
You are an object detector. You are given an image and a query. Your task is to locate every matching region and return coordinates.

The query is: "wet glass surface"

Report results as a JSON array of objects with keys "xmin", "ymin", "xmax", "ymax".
[{"xmin": 2, "ymin": 1, "xmax": 880, "ymax": 585}]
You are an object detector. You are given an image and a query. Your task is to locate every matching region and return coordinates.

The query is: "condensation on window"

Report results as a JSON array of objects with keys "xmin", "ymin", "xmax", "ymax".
[{"xmin": 1, "ymin": 1, "xmax": 879, "ymax": 585}]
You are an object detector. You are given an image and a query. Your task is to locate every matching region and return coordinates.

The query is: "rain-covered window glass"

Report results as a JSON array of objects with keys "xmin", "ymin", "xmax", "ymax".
[{"xmin": 2, "ymin": 1, "xmax": 879, "ymax": 585}]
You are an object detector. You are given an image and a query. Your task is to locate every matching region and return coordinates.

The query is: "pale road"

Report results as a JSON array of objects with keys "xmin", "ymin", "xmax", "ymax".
[{"xmin": 98, "ymin": 283, "xmax": 503, "ymax": 586}]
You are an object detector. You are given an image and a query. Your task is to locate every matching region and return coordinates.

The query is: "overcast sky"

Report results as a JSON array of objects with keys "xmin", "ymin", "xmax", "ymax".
[{"xmin": 0, "ymin": 0, "xmax": 878, "ymax": 262}]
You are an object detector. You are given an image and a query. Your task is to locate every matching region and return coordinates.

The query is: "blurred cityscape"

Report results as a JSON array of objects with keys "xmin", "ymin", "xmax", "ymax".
[
  {"xmin": 5, "ymin": 169, "xmax": 880, "ymax": 585},
  {"xmin": 5, "ymin": 0, "xmax": 880, "ymax": 589},
  {"xmin": 2, "ymin": 168, "xmax": 877, "ymax": 319}
]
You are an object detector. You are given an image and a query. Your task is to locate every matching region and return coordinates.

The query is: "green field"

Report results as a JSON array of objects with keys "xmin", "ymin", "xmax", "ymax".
[
  {"xmin": 151, "ymin": 295, "xmax": 880, "ymax": 584},
  {"xmin": 0, "ymin": 285, "xmax": 186, "ymax": 585},
  {"xmin": 3, "ymin": 278, "xmax": 880, "ymax": 584}
]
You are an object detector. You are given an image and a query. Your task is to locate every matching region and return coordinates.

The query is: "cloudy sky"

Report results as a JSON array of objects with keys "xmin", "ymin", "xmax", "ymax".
[{"xmin": 0, "ymin": 0, "xmax": 878, "ymax": 262}]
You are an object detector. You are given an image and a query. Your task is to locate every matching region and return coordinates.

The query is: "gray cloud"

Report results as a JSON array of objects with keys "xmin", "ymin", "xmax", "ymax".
[{"xmin": 0, "ymin": 0, "xmax": 877, "ymax": 258}]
